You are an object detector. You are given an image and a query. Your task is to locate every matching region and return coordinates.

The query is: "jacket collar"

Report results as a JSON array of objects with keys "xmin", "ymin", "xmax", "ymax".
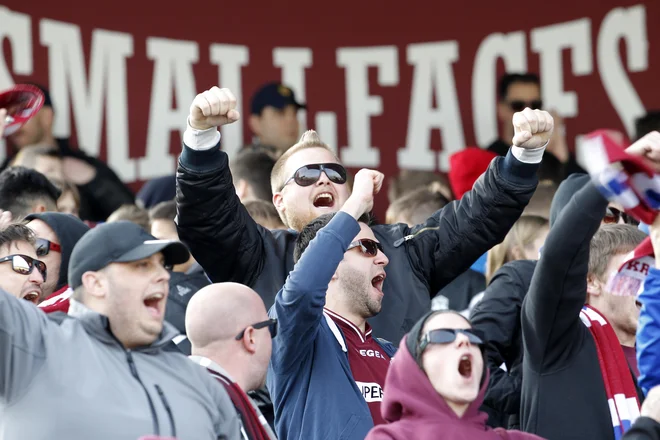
[
  {"xmin": 189, "ymin": 355, "xmax": 235, "ymax": 381},
  {"xmin": 68, "ymin": 299, "xmax": 180, "ymax": 350}
]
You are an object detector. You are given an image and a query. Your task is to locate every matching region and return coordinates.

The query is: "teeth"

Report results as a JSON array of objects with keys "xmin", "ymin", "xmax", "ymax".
[
  {"xmin": 314, "ymin": 193, "xmax": 333, "ymax": 202},
  {"xmin": 461, "ymin": 355, "xmax": 470, "ymax": 361},
  {"xmin": 146, "ymin": 293, "xmax": 164, "ymax": 301}
]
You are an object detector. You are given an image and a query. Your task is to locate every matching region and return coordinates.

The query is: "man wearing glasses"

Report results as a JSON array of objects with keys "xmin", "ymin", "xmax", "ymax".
[
  {"xmin": 186, "ymin": 282, "xmax": 277, "ymax": 440},
  {"xmin": 177, "ymin": 86, "xmax": 554, "ymax": 345},
  {"xmin": 0, "ymin": 223, "xmax": 46, "ymax": 304},
  {"xmin": 21, "ymin": 212, "xmax": 90, "ymax": 309},
  {"xmin": 267, "ymin": 168, "xmax": 395, "ymax": 440}
]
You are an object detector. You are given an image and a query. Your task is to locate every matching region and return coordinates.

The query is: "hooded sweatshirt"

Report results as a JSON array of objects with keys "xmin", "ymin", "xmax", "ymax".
[
  {"xmin": 25, "ymin": 212, "xmax": 90, "ymax": 313},
  {"xmin": 365, "ymin": 334, "xmax": 543, "ymax": 440}
]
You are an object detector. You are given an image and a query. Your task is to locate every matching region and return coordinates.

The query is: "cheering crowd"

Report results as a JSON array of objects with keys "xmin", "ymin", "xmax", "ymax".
[{"xmin": 1, "ymin": 74, "xmax": 660, "ymax": 440}]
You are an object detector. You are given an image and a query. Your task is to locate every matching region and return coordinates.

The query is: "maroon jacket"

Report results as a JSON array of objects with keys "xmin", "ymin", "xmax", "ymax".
[{"xmin": 366, "ymin": 335, "xmax": 544, "ymax": 440}]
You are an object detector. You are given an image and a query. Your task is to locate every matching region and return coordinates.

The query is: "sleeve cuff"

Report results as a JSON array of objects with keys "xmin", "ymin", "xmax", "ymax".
[
  {"xmin": 182, "ymin": 117, "xmax": 221, "ymax": 151},
  {"xmin": 510, "ymin": 143, "xmax": 547, "ymax": 164}
]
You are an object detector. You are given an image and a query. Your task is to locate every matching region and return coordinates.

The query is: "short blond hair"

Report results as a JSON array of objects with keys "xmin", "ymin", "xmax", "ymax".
[{"xmin": 270, "ymin": 130, "xmax": 339, "ymax": 195}]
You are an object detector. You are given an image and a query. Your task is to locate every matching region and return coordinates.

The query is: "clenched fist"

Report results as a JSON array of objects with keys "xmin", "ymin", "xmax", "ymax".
[
  {"xmin": 512, "ymin": 108, "xmax": 554, "ymax": 149},
  {"xmin": 189, "ymin": 87, "xmax": 240, "ymax": 131},
  {"xmin": 626, "ymin": 131, "xmax": 660, "ymax": 172},
  {"xmin": 342, "ymin": 169, "xmax": 384, "ymax": 219}
]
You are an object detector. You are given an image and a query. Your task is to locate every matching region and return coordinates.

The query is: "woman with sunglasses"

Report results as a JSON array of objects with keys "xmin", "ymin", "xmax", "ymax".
[{"xmin": 366, "ymin": 310, "xmax": 543, "ymax": 440}]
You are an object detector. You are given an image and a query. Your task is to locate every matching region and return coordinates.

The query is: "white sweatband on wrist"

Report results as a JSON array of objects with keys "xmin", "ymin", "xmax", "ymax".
[
  {"xmin": 183, "ymin": 117, "xmax": 221, "ymax": 151},
  {"xmin": 510, "ymin": 142, "xmax": 547, "ymax": 164}
]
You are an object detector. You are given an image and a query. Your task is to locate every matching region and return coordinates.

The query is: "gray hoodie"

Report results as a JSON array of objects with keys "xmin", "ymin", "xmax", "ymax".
[{"xmin": 0, "ymin": 289, "xmax": 241, "ymax": 440}]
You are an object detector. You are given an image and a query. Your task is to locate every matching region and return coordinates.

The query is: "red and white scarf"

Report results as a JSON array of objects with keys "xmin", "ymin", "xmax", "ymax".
[
  {"xmin": 607, "ymin": 237, "xmax": 655, "ymax": 298},
  {"xmin": 579, "ymin": 130, "xmax": 660, "ymax": 225},
  {"xmin": 579, "ymin": 305, "xmax": 641, "ymax": 438}
]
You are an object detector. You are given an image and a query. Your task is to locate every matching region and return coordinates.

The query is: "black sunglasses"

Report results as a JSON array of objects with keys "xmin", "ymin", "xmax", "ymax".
[
  {"xmin": 0, "ymin": 254, "xmax": 47, "ymax": 280},
  {"xmin": 419, "ymin": 328, "xmax": 484, "ymax": 352},
  {"xmin": 507, "ymin": 100, "xmax": 543, "ymax": 112},
  {"xmin": 281, "ymin": 163, "xmax": 347, "ymax": 191},
  {"xmin": 35, "ymin": 238, "xmax": 62, "ymax": 257},
  {"xmin": 604, "ymin": 207, "xmax": 638, "ymax": 226},
  {"xmin": 347, "ymin": 239, "xmax": 383, "ymax": 257},
  {"xmin": 235, "ymin": 318, "xmax": 278, "ymax": 340}
]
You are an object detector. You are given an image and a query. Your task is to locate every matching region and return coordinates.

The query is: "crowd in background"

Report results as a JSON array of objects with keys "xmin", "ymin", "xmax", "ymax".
[{"xmin": 2, "ymin": 71, "xmax": 660, "ymax": 440}]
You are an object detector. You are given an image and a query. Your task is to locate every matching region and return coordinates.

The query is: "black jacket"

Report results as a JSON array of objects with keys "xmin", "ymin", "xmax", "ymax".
[
  {"xmin": 623, "ymin": 417, "xmax": 660, "ymax": 440},
  {"xmin": 176, "ymin": 142, "xmax": 539, "ymax": 344},
  {"xmin": 520, "ymin": 182, "xmax": 644, "ymax": 440},
  {"xmin": 470, "ymin": 259, "xmax": 536, "ymax": 428}
]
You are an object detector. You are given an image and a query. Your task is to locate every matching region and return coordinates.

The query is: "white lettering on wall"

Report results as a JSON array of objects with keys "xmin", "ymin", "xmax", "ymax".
[
  {"xmin": 140, "ymin": 37, "xmax": 198, "ymax": 180},
  {"xmin": 210, "ymin": 44, "xmax": 249, "ymax": 156},
  {"xmin": 531, "ymin": 18, "xmax": 593, "ymax": 118},
  {"xmin": 400, "ymin": 41, "xmax": 464, "ymax": 171},
  {"xmin": 315, "ymin": 112, "xmax": 338, "ymax": 154},
  {"xmin": 40, "ymin": 20, "xmax": 136, "ymax": 180},
  {"xmin": 471, "ymin": 32, "xmax": 527, "ymax": 147},
  {"xmin": 336, "ymin": 46, "xmax": 399, "ymax": 167},
  {"xmin": 597, "ymin": 5, "xmax": 648, "ymax": 138},
  {"xmin": 274, "ymin": 48, "xmax": 313, "ymax": 134}
]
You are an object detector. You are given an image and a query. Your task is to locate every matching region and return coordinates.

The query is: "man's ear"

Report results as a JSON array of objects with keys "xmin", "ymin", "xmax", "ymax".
[
  {"xmin": 241, "ymin": 326, "xmax": 257, "ymax": 354},
  {"xmin": 248, "ymin": 114, "xmax": 261, "ymax": 137},
  {"xmin": 273, "ymin": 192, "xmax": 285, "ymax": 214},
  {"xmin": 81, "ymin": 271, "xmax": 107, "ymax": 300},
  {"xmin": 586, "ymin": 273, "xmax": 603, "ymax": 298},
  {"xmin": 235, "ymin": 179, "xmax": 249, "ymax": 201}
]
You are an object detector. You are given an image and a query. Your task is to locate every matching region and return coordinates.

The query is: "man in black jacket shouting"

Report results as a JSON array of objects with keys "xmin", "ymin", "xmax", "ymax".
[
  {"xmin": 176, "ymin": 86, "xmax": 551, "ymax": 344},
  {"xmin": 520, "ymin": 176, "xmax": 646, "ymax": 440}
]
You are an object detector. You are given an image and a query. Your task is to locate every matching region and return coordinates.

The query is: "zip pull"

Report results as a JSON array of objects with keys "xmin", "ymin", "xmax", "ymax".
[{"xmin": 393, "ymin": 235, "xmax": 414, "ymax": 248}]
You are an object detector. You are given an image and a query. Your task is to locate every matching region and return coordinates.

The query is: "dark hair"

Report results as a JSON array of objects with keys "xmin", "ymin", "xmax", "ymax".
[
  {"xmin": 293, "ymin": 212, "xmax": 370, "ymax": 263},
  {"xmin": 149, "ymin": 200, "xmax": 177, "ymax": 222},
  {"xmin": 0, "ymin": 223, "xmax": 36, "ymax": 250},
  {"xmin": 498, "ymin": 73, "xmax": 541, "ymax": 101},
  {"xmin": 231, "ymin": 149, "xmax": 276, "ymax": 202},
  {"xmin": 0, "ymin": 166, "xmax": 61, "ymax": 220},
  {"xmin": 635, "ymin": 111, "xmax": 660, "ymax": 141}
]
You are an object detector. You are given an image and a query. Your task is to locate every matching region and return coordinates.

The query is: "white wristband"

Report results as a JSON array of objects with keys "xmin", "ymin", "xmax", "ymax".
[
  {"xmin": 183, "ymin": 117, "xmax": 221, "ymax": 151},
  {"xmin": 510, "ymin": 142, "xmax": 547, "ymax": 164}
]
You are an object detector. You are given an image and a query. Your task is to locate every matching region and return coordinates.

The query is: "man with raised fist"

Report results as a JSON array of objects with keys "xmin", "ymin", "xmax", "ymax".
[
  {"xmin": 267, "ymin": 167, "xmax": 395, "ymax": 440},
  {"xmin": 176, "ymin": 86, "xmax": 552, "ymax": 344}
]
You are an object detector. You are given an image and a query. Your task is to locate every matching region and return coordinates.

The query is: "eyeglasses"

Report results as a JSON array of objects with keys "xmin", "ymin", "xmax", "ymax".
[
  {"xmin": 281, "ymin": 163, "xmax": 347, "ymax": 191},
  {"xmin": 0, "ymin": 254, "xmax": 47, "ymax": 280},
  {"xmin": 35, "ymin": 238, "xmax": 62, "ymax": 257},
  {"xmin": 603, "ymin": 207, "xmax": 638, "ymax": 225},
  {"xmin": 507, "ymin": 100, "xmax": 543, "ymax": 112},
  {"xmin": 419, "ymin": 328, "xmax": 484, "ymax": 352},
  {"xmin": 346, "ymin": 239, "xmax": 383, "ymax": 257},
  {"xmin": 235, "ymin": 318, "xmax": 278, "ymax": 340}
]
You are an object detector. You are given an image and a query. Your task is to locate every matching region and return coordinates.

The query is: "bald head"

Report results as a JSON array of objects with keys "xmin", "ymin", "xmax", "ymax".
[{"xmin": 186, "ymin": 282, "xmax": 268, "ymax": 350}]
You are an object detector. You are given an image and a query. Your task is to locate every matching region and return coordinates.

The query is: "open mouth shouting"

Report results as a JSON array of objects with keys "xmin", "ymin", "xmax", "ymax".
[
  {"xmin": 21, "ymin": 287, "xmax": 42, "ymax": 305},
  {"xmin": 143, "ymin": 292, "xmax": 166, "ymax": 319},
  {"xmin": 371, "ymin": 273, "xmax": 386, "ymax": 294},
  {"xmin": 313, "ymin": 192, "xmax": 335, "ymax": 209},
  {"xmin": 458, "ymin": 353, "xmax": 473, "ymax": 380}
]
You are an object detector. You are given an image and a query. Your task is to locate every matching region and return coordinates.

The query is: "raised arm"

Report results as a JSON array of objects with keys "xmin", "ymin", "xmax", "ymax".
[
  {"xmin": 271, "ymin": 169, "xmax": 382, "ymax": 373},
  {"xmin": 175, "ymin": 87, "xmax": 270, "ymax": 285},
  {"xmin": 406, "ymin": 109, "xmax": 552, "ymax": 294},
  {"xmin": 522, "ymin": 178, "xmax": 607, "ymax": 368},
  {"xmin": 0, "ymin": 288, "xmax": 50, "ymax": 404}
]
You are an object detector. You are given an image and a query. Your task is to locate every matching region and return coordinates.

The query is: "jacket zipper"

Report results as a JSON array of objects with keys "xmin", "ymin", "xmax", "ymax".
[
  {"xmin": 393, "ymin": 226, "xmax": 441, "ymax": 247},
  {"xmin": 155, "ymin": 384, "xmax": 177, "ymax": 438},
  {"xmin": 126, "ymin": 350, "xmax": 161, "ymax": 436}
]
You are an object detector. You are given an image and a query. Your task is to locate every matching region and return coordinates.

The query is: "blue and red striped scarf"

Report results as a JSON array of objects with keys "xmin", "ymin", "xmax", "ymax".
[{"xmin": 579, "ymin": 306, "xmax": 641, "ymax": 439}]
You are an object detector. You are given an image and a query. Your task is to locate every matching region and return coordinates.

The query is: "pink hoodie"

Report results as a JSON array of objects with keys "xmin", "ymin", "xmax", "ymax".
[{"xmin": 366, "ymin": 336, "xmax": 545, "ymax": 440}]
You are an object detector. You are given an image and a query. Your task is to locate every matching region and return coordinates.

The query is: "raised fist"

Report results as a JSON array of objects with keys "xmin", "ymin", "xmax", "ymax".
[
  {"xmin": 189, "ymin": 87, "xmax": 240, "ymax": 131},
  {"xmin": 512, "ymin": 108, "xmax": 554, "ymax": 149},
  {"xmin": 626, "ymin": 131, "xmax": 660, "ymax": 172},
  {"xmin": 350, "ymin": 169, "xmax": 384, "ymax": 215}
]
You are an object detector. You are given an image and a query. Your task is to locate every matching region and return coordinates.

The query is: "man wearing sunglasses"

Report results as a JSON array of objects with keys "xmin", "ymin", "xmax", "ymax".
[
  {"xmin": 267, "ymin": 167, "xmax": 396, "ymax": 440},
  {"xmin": 0, "ymin": 223, "xmax": 46, "ymax": 304},
  {"xmin": 176, "ymin": 86, "xmax": 551, "ymax": 345},
  {"xmin": 187, "ymin": 283, "xmax": 278, "ymax": 440},
  {"xmin": 19, "ymin": 212, "xmax": 90, "ymax": 310}
]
